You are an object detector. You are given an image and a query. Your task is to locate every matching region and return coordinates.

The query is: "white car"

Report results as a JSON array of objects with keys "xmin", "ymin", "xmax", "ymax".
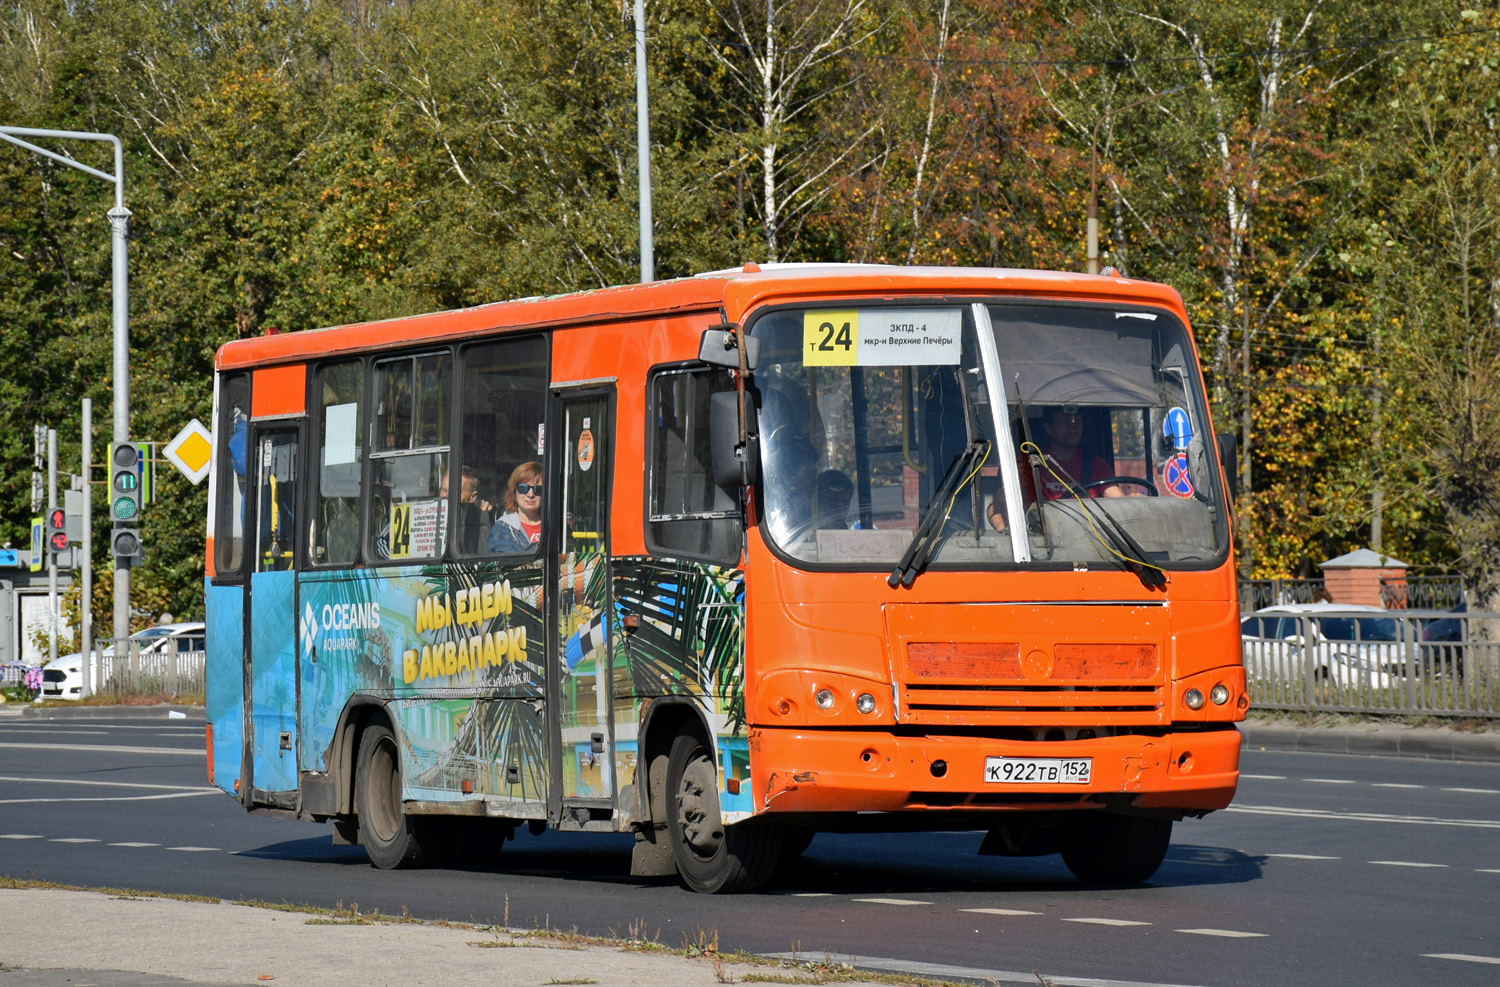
[
  {"xmin": 38, "ymin": 622, "xmax": 206, "ymax": 701},
  {"xmin": 1241, "ymin": 603, "xmax": 1415, "ymax": 689}
]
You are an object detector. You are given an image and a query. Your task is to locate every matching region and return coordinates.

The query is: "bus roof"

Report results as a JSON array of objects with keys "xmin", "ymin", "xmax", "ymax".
[{"xmin": 214, "ymin": 264, "xmax": 1188, "ymax": 371}]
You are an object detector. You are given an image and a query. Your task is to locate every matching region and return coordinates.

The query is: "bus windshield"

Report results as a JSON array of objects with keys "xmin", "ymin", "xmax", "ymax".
[{"xmin": 748, "ymin": 300, "xmax": 1229, "ymax": 571}]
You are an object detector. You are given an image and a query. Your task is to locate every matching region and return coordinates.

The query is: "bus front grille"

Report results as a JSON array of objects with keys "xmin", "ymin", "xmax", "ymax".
[{"xmin": 900, "ymin": 642, "xmax": 1165, "ymax": 724}]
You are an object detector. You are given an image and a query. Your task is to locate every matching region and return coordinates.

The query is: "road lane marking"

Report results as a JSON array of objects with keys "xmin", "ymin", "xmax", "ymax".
[
  {"xmin": 1240, "ymin": 774, "xmax": 1285, "ymax": 780},
  {"xmin": 790, "ymin": 892, "xmax": 832, "ymax": 897},
  {"xmin": 762, "ymin": 953, "xmax": 1212, "ymax": 987},
  {"xmin": 853, "ymin": 898, "xmax": 931, "ymax": 906},
  {"xmin": 1443, "ymin": 787, "xmax": 1500, "ymax": 795},
  {"xmin": 1477, "ymin": 868, "xmax": 1500, "ymax": 874},
  {"xmin": 1304, "ymin": 778, "xmax": 1356, "ymax": 784},
  {"xmin": 167, "ymin": 846, "xmax": 221, "ymax": 852},
  {"xmin": 0, "ymin": 776, "xmax": 217, "ymax": 792},
  {"xmin": 0, "ymin": 834, "xmax": 43, "ymax": 840},
  {"xmin": 1176, "ymin": 929, "xmax": 1267, "ymax": 938},
  {"xmin": 0, "ymin": 791, "xmax": 219, "ymax": 806},
  {"xmin": 1422, "ymin": 953, "xmax": 1500, "ymax": 966},
  {"xmin": 108, "ymin": 842, "xmax": 161, "ymax": 847},
  {"xmin": 47, "ymin": 838, "xmax": 100, "ymax": 843},
  {"xmin": 1370, "ymin": 860, "xmax": 1448, "ymax": 868},
  {"xmin": 1265, "ymin": 853, "xmax": 1341, "ymax": 860},
  {"xmin": 1372, "ymin": 783, "xmax": 1424, "ymax": 789},
  {"xmin": 0, "ymin": 742, "xmax": 200, "ymax": 756},
  {"xmin": 1065, "ymin": 918, "xmax": 1151, "ymax": 927},
  {"xmin": 962, "ymin": 908, "xmax": 1042, "ymax": 916},
  {"xmin": 1227, "ymin": 803, "xmax": 1500, "ymax": 829}
]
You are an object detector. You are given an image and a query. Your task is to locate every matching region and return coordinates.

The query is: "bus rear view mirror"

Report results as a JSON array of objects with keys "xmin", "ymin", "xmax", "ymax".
[
  {"xmin": 699, "ymin": 328, "xmax": 760, "ymax": 371},
  {"xmin": 1216, "ymin": 432, "xmax": 1238, "ymax": 500},
  {"xmin": 710, "ymin": 390, "xmax": 758, "ymax": 488}
]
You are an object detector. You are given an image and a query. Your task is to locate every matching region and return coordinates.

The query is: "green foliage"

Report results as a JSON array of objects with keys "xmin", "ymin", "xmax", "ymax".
[{"xmin": 0, "ymin": 0, "xmax": 1491, "ymax": 625}]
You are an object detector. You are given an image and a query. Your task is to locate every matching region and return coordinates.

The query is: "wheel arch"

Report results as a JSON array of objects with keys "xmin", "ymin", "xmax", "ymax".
[
  {"xmin": 635, "ymin": 697, "xmax": 714, "ymax": 826},
  {"xmin": 331, "ymin": 697, "xmax": 398, "ymax": 816}
]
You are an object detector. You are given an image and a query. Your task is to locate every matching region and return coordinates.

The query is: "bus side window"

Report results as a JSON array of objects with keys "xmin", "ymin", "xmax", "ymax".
[
  {"xmin": 370, "ymin": 352, "xmax": 451, "ymax": 562},
  {"xmin": 313, "ymin": 360, "xmax": 364, "ymax": 566},
  {"xmin": 646, "ymin": 366, "xmax": 742, "ymax": 563},
  {"xmin": 457, "ymin": 336, "xmax": 548, "ymax": 558},
  {"xmin": 214, "ymin": 372, "xmax": 251, "ymax": 577}
]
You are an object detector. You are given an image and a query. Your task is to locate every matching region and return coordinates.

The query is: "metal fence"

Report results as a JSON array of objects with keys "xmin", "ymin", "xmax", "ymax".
[
  {"xmin": 86, "ymin": 638, "xmax": 206, "ymax": 700},
  {"xmin": 1242, "ymin": 609, "xmax": 1500, "ymax": 716},
  {"xmin": 1239, "ymin": 578, "xmax": 1325, "ymax": 611},
  {"xmin": 1239, "ymin": 575, "xmax": 1466, "ymax": 612},
  {"xmin": 1380, "ymin": 575, "xmax": 1465, "ymax": 610}
]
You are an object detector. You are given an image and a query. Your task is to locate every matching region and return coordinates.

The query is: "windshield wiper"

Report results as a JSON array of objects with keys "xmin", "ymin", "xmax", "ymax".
[
  {"xmin": 1037, "ymin": 456, "xmax": 1166, "ymax": 590},
  {"xmin": 888, "ymin": 438, "xmax": 990, "ymax": 589}
]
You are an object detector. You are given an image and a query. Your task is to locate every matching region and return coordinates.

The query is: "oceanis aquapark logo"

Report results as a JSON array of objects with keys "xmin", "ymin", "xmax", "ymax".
[
  {"xmin": 302, "ymin": 598, "xmax": 382, "ymax": 657},
  {"xmin": 302, "ymin": 602, "xmax": 317, "ymax": 657}
]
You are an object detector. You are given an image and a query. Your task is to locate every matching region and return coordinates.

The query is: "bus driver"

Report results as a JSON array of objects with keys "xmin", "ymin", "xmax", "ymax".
[{"xmin": 988, "ymin": 406, "xmax": 1123, "ymax": 531}]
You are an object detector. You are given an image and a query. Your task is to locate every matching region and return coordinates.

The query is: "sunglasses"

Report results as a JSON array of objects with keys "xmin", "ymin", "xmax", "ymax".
[{"xmin": 515, "ymin": 482, "xmax": 543, "ymax": 495}]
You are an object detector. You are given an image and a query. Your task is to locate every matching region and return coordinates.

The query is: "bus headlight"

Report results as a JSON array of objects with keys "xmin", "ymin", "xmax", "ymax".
[
  {"xmin": 1210, "ymin": 684, "xmax": 1230, "ymax": 705},
  {"xmin": 856, "ymin": 693, "xmax": 876, "ymax": 714},
  {"xmin": 1183, "ymin": 688, "xmax": 1205, "ymax": 710},
  {"xmin": 814, "ymin": 688, "xmax": 835, "ymax": 710}
]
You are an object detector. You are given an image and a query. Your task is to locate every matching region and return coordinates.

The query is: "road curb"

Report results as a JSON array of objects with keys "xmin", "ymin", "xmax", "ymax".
[
  {"xmin": 1239, "ymin": 722, "xmax": 1500, "ymax": 763},
  {"xmin": 3, "ymin": 703, "xmax": 203, "ymax": 721}
]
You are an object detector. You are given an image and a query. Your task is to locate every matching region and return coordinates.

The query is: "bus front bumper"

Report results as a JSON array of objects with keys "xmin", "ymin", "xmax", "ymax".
[{"xmin": 749, "ymin": 725, "xmax": 1241, "ymax": 816}]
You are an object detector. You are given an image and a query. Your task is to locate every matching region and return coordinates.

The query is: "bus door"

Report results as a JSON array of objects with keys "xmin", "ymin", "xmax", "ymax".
[
  {"xmin": 551, "ymin": 387, "xmax": 618, "ymax": 817},
  {"xmin": 245, "ymin": 422, "xmax": 301, "ymax": 803}
]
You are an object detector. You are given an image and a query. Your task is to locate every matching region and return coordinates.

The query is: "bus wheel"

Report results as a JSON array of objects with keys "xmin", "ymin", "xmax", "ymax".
[
  {"xmin": 356, "ymin": 725, "xmax": 431, "ymax": 869},
  {"xmin": 665, "ymin": 733, "xmax": 781, "ymax": 893},
  {"xmin": 1059, "ymin": 813, "xmax": 1172, "ymax": 885}
]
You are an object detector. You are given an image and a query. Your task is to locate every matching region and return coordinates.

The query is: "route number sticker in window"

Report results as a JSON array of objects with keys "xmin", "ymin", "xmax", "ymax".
[{"xmin": 803, "ymin": 308, "xmax": 961, "ymax": 367}]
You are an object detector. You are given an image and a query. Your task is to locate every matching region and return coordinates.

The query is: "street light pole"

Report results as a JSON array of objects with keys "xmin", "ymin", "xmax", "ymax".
[
  {"xmin": 1087, "ymin": 86, "xmax": 1188, "ymax": 275},
  {"xmin": 632, "ymin": 0, "xmax": 654, "ymax": 283},
  {"xmin": 0, "ymin": 126, "xmax": 131, "ymax": 643}
]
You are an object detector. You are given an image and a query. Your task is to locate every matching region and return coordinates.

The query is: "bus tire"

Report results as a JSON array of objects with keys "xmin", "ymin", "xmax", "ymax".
[
  {"xmin": 356, "ymin": 725, "xmax": 431, "ymax": 870},
  {"xmin": 665, "ymin": 732, "xmax": 781, "ymax": 893},
  {"xmin": 1060, "ymin": 812, "xmax": 1172, "ymax": 885}
]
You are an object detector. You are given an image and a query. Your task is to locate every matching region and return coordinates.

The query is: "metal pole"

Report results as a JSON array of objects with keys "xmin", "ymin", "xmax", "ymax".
[
  {"xmin": 81, "ymin": 399, "xmax": 93, "ymax": 699},
  {"xmin": 110, "ymin": 203, "xmax": 131, "ymax": 644},
  {"xmin": 633, "ymin": 0, "xmax": 654, "ymax": 283},
  {"xmin": 0, "ymin": 127, "xmax": 130, "ymax": 643},
  {"xmin": 47, "ymin": 429, "xmax": 57, "ymax": 665}
]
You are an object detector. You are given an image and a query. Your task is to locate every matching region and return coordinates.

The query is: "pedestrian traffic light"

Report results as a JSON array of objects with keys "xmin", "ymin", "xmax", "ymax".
[
  {"xmin": 45, "ymin": 506, "xmax": 68, "ymax": 562},
  {"xmin": 111, "ymin": 526, "xmax": 143, "ymax": 568},
  {"xmin": 110, "ymin": 441, "xmax": 142, "ymax": 522}
]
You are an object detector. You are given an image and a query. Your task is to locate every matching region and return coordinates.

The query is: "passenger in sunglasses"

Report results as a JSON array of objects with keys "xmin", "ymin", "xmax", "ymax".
[{"xmin": 488, "ymin": 461, "xmax": 546, "ymax": 553}]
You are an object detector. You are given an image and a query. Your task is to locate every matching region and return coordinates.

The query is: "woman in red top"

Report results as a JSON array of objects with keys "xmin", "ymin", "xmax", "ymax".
[{"xmin": 488, "ymin": 461, "xmax": 545, "ymax": 552}]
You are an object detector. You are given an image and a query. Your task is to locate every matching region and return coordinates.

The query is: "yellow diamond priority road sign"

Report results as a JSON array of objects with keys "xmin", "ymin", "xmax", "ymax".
[{"xmin": 163, "ymin": 418, "xmax": 213, "ymax": 485}]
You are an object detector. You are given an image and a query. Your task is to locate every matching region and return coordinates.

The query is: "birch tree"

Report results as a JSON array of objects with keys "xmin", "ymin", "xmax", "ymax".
[{"xmin": 705, "ymin": 0, "xmax": 881, "ymax": 260}]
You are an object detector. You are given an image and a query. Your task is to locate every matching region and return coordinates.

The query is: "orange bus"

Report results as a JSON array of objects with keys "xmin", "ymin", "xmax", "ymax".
[{"xmin": 204, "ymin": 264, "xmax": 1245, "ymax": 892}]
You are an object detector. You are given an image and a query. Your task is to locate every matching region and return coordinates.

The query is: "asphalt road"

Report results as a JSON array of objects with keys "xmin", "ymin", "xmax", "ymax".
[{"xmin": 2, "ymin": 710, "xmax": 1498, "ymax": 987}]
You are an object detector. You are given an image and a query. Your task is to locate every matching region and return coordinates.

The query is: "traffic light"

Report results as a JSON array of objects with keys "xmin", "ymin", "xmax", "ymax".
[
  {"xmin": 110, "ymin": 441, "xmax": 142, "ymax": 522},
  {"xmin": 45, "ymin": 506, "xmax": 68, "ymax": 563},
  {"xmin": 111, "ymin": 526, "xmax": 143, "ymax": 568}
]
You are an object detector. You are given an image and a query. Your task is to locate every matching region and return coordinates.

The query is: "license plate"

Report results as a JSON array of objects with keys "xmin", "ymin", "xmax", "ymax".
[{"xmin": 984, "ymin": 756, "xmax": 1092, "ymax": 784}]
